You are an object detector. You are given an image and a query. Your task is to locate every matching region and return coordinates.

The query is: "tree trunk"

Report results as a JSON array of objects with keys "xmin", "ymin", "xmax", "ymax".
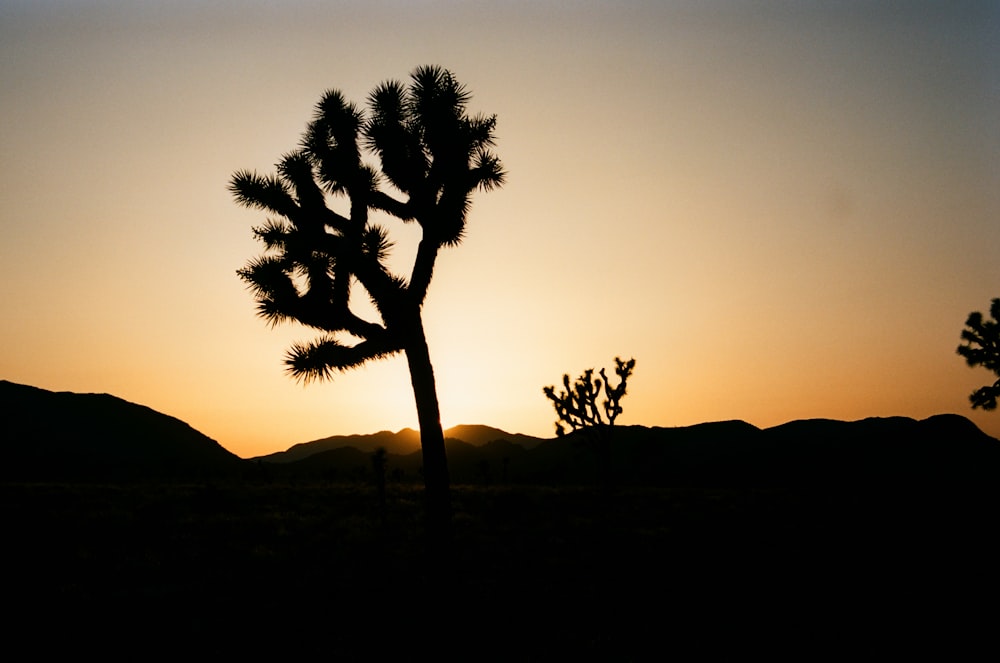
[{"xmin": 403, "ymin": 313, "xmax": 452, "ymax": 545}]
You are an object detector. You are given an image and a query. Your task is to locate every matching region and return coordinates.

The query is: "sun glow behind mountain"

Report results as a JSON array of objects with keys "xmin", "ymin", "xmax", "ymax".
[{"xmin": 1, "ymin": 1, "xmax": 997, "ymax": 457}]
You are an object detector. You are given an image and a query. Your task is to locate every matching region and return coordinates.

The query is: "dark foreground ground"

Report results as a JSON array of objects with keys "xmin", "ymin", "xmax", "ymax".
[{"xmin": 3, "ymin": 480, "xmax": 997, "ymax": 660}]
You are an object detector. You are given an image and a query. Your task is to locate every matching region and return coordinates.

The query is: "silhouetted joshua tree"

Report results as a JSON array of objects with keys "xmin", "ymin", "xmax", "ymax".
[
  {"xmin": 544, "ymin": 357, "xmax": 635, "ymax": 486},
  {"xmin": 957, "ymin": 298, "xmax": 1000, "ymax": 411},
  {"xmin": 230, "ymin": 66, "xmax": 505, "ymax": 541}
]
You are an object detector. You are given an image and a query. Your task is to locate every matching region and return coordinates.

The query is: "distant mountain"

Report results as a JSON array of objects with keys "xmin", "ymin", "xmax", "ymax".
[
  {"xmin": 442, "ymin": 424, "xmax": 546, "ymax": 450},
  {"xmin": 577, "ymin": 415, "xmax": 1000, "ymax": 488},
  {"xmin": 276, "ymin": 436, "xmax": 533, "ymax": 485},
  {"xmin": 259, "ymin": 428, "xmax": 423, "ymax": 463},
  {"xmin": 257, "ymin": 423, "xmax": 545, "ymax": 463},
  {"xmin": 0, "ymin": 380, "xmax": 244, "ymax": 481},
  {"xmin": 753, "ymin": 414, "xmax": 1000, "ymax": 486},
  {"xmin": 268, "ymin": 415, "xmax": 1000, "ymax": 488}
]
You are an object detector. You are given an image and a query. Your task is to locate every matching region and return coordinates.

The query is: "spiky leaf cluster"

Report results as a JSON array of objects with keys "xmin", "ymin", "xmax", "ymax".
[
  {"xmin": 957, "ymin": 298, "xmax": 1000, "ymax": 410},
  {"xmin": 230, "ymin": 66, "xmax": 504, "ymax": 382},
  {"xmin": 543, "ymin": 357, "xmax": 636, "ymax": 436}
]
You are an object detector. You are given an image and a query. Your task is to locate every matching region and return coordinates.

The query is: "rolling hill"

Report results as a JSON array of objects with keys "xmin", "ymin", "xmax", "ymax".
[{"xmin": 0, "ymin": 380, "xmax": 244, "ymax": 480}]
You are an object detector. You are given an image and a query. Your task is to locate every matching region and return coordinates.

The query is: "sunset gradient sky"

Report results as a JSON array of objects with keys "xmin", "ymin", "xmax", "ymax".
[{"xmin": 2, "ymin": 1, "xmax": 998, "ymax": 457}]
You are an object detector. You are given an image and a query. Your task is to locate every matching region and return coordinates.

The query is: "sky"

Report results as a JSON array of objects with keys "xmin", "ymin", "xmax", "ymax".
[{"xmin": 1, "ymin": 1, "xmax": 998, "ymax": 458}]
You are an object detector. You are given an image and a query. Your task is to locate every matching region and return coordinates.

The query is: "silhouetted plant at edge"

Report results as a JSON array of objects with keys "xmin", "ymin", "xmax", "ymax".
[
  {"xmin": 229, "ymin": 66, "xmax": 505, "ymax": 543},
  {"xmin": 544, "ymin": 357, "xmax": 636, "ymax": 487},
  {"xmin": 957, "ymin": 298, "xmax": 1000, "ymax": 411}
]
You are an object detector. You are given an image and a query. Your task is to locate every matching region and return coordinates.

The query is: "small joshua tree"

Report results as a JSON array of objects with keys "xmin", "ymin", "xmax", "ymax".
[
  {"xmin": 544, "ymin": 357, "xmax": 636, "ymax": 436},
  {"xmin": 957, "ymin": 298, "xmax": 1000, "ymax": 411},
  {"xmin": 543, "ymin": 357, "xmax": 635, "ymax": 485}
]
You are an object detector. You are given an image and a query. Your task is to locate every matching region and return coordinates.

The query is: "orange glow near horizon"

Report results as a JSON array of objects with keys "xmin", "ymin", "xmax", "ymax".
[{"xmin": 1, "ymin": 2, "xmax": 998, "ymax": 458}]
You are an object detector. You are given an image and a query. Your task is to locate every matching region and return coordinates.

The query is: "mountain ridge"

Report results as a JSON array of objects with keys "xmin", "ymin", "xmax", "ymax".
[
  {"xmin": 258, "ymin": 423, "xmax": 546, "ymax": 463},
  {"xmin": 3, "ymin": 379, "xmax": 998, "ymax": 487}
]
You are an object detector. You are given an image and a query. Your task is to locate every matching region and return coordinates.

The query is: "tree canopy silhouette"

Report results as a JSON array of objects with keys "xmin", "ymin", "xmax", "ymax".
[
  {"xmin": 229, "ymin": 66, "xmax": 505, "ymax": 538},
  {"xmin": 957, "ymin": 298, "xmax": 1000, "ymax": 411}
]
